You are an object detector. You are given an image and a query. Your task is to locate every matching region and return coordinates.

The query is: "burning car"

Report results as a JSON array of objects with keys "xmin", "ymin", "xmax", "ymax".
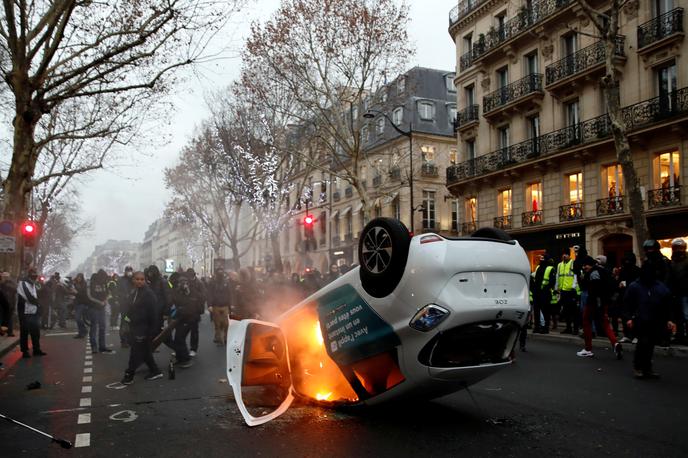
[{"xmin": 227, "ymin": 217, "xmax": 531, "ymax": 426}]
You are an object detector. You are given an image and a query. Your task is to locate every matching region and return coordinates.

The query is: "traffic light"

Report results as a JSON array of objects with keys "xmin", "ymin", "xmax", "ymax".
[
  {"xmin": 303, "ymin": 214, "xmax": 314, "ymax": 227},
  {"xmin": 303, "ymin": 214, "xmax": 315, "ymax": 251},
  {"xmin": 21, "ymin": 220, "xmax": 38, "ymax": 247}
]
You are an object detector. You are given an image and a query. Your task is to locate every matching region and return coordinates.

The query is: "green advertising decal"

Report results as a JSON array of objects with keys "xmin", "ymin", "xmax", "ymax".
[{"xmin": 317, "ymin": 284, "xmax": 400, "ymax": 366}]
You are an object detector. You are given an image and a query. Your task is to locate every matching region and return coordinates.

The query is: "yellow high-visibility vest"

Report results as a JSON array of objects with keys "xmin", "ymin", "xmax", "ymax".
[{"xmin": 557, "ymin": 260, "xmax": 575, "ymax": 291}]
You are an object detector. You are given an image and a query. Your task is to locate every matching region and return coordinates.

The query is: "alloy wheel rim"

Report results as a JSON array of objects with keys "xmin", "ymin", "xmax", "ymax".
[{"xmin": 361, "ymin": 226, "xmax": 392, "ymax": 274}]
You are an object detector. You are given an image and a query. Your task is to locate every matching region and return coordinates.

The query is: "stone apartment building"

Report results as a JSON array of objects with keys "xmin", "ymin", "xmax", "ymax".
[
  {"xmin": 447, "ymin": 0, "xmax": 688, "ymax": 267},
  {"xmin": 251, "ymin": 67, "xmax": 460, "ymax": 274}
]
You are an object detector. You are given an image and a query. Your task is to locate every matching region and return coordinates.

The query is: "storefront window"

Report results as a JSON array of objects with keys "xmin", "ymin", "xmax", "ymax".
[
  {"xmin": 654, "ymin": 150, "xmax": 680, "ymax": 189},
  {"xmin": 604, "ymin": 164, "xmax": 624, "ymax": 196},
  {"xmin": 526, "ymin": 182, "xmax": 542, "ymax": 212},
  {"xmin": 567, "ymin": 172, "xmax": 583, "ymax": 203},
  {"xmin": 498, "ymin": 188, "xmax": 512, "ymax": 216}
]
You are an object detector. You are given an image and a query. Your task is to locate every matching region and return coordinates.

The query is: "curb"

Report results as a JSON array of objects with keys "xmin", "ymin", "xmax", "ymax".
[
  {"xmin": 0, "ymin": 336, "xmax": 19, "ymax": 359},
  {"xmin": 529, "ymin": 331, "xmax": 688, "ymax": 358}
]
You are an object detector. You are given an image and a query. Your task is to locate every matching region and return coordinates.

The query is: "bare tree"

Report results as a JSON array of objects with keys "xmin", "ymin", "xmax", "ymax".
[
  {"xmin": 0, "ymin": 0, "xmax": 248, "ymax": 274},
  {"xmin": 576, "ymin": 0, "xmax": 648, "ymax": 252},
  {"xmin": 241, "ymin": 0, "xmax": 413, "ymax": 218}
]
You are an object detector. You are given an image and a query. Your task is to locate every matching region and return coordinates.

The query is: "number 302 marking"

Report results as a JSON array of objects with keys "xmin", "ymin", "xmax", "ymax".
[{"xmin": 494, "ymin": 299, "xmax": 508, "ymax": 305}]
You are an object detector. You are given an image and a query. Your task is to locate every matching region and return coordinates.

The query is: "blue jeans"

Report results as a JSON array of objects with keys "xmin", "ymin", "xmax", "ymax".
[
  {"xmin": 75, "ymin": 303, "xmax": 88, "ymax": 336},
  {"xmin": 89, "ymin": 307, "xmax": 107, "ymax": 351}
]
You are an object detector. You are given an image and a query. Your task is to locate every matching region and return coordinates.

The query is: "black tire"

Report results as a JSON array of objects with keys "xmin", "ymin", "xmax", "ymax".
[
  {"xmin": 470, "ymin": 227, "xmax": 512, "ymax": 241},
  {"xmin": 358, "ymin": 217, "xmax": 411, "ymax": 298}
]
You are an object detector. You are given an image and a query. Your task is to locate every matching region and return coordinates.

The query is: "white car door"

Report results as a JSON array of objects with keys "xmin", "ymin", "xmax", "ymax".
[{"xmin": 227, "ymin": 319, "xmax": 294, "ymax": 426}]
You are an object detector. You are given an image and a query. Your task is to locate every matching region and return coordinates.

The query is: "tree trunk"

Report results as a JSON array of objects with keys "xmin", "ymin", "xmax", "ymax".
[
  {"xmin": 270, "ymin": 231, "xmax": 283, "ymax": 273},
  {"xmin": 602, "ymin": 38, "xmax": 648, "ymax": 254}
]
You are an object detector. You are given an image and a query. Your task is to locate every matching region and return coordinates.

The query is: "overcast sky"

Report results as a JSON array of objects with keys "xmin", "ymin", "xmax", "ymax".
[{"xmin": 70, "ymin": 0, "xmax": 458, "ymax": 269}]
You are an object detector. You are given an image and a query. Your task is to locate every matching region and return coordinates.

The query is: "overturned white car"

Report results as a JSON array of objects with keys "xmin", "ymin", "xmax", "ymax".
[{"xmin": 227, "ymin": 218, "xmax": 531, "ymax": 426}]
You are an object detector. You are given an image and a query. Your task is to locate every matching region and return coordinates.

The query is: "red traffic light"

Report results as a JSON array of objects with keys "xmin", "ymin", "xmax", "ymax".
[
  {"xmin": 21, "ymin": 220, "xmax": 38, "ymax": 247},
  {"xmin": 303, "ymin": 215, "xmax": 314, "ymax": 225}
]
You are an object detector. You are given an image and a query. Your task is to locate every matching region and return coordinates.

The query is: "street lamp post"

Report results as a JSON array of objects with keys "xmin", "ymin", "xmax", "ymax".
[{"xmin": 363, "ymin": 108, "xmax": 414, "ymax": 233}]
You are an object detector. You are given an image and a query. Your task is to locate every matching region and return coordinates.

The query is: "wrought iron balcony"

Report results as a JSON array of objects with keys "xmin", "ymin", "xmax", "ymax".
[
  {"xmin": 390, "ymin": 166, "xmax": 401, "ymax": 180},
  {"xmin": 483, "ymin": 74, "xmax": 543, "ymax": 115},
  {"xmin": 447, "ymin": 87, "xmax": 688, "ymax": 186},
  {"xmin": 455, "ymin": 104, "xmax": 479, "ymax": 130},
  {"xmin": 333, "ymin": 191, "xmax": 341, "ymax": 202},
  {"xmin": 459, "ymin": 50, "xmax": 473, "ymax": 71},
  {"xmin": 559, "ymin": 202, "xmax": 583, "ymax": 222},
  {"xmin": 449, "ymin": 0, "xmax": 487, "ymax": 30},
  {"xmin": 596, "ymin": 196, "xmax": 625, "ymax": 216},
  {"xmin": 372, "ymin": 175, "xmax": 382, "ymax": 187},
  {"xmin": 648, "ymin": 186, "xmax": 681, "ymax": 209},
  {"xmin": 637, "ymin": 8, "xmax": 684, "ymax": 50},
  {"xmin": 545, "ymin": 36, "xmax": 625, "ymax": 87},
  {"xmin": 461, "ymin": 221, "xmax": 477, "ymax": 235},
  {"xmin": 522, "ymin": 211, "xmax": 543, "ymax": 227},
  {"xmin": 472, "ymin": 0, "xmax": 573, "ymax": 61},
  {"xmin": 421, "ymin": 163, "xmax": 439, "ymax": 177},
  {"xmin": 493, "ymin": 215, "xmax": 512, "ymax": 230},
  {"xmin": 345, "ymin": 187, "xmax": 353, "ymax": 198}
]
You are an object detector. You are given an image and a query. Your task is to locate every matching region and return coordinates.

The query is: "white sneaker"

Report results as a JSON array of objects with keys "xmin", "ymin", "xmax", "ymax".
[
  {"xmin": 619, "ymin": 337, "xmax": 631, "ymax": 343},
  {"xmin": 189, "ymin": 350, "xmax": 197, "ymax": 357},
  {"xmin": 576, "ymin": 349, "xmax": 594, "ymax": 357},
  {"xmin": 631, "ymin": 338, "xmax": 638, "ymax": 344}
]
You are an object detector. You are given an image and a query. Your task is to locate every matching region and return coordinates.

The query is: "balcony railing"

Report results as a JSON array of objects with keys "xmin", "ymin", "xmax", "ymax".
[
  {"xmin": 461, "ymin": 221, "xmax": 477, "ymax": 234},
  {"xmin": 472, "ymin": 0, "xmax": 573, "ymax": 61},
  {"xmin": 545, "ymin": 36, "xmax": 625, "ymax": 86},
  {"xmin": 648, "ymin": 186, "xmax": 681, "ymax": 209},
  {"xmin": 559, "ymin": 202, "xmax": 583, "ymax": 222},
  {"xmin": 390, "ymin": 166, "xmax": 401, "ymax": 180},
  {"xmin": 493, "ymin": 215, "xmax": 512, "ymax": 230},
  {"xmin": 421, "ymin": 163, "xmax": 439, "ymax": 177},
  {"xmin": 483, "ymin": 74, "xmax": 543, "ymax": 114},
  {"xmin": 449, "ymin": 0, "xmax": 487, "ymax": 29},
  {"xmin": 522, "ymin": 211, "xmax": 543, "ymax": 227},
  {"xmin": 459, "ymin": 50, "xmax": 473, "ymax": 71},
  {"xmin": 596, "ymin": 196, "xmax": 625, "ymax": 216},
  {"xmin": 372, "ymin": 175, "xmax": 382, "ymax": 187},
  {"xmin": 455, "ymin": 104, "xmax": 479, "ymax": 129},
  {"xmin": 637, "ymin": 7, "xmax": 684, "ymax": 50},
  {"xmin": 447, "ymin": 87, "xmax": 688, "ymax": 185},
  {"xmin": 345, "ymin": 187, "xmax": 353, "ymax": 198},
  {"xmin": 333, "ymin": 191, "xmax": 341, "ymax": 202}
]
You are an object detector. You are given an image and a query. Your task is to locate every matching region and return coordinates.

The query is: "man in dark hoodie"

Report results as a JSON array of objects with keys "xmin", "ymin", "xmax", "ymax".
[
  {"xmin": 121, "ymin": 271, "xmax": 162, "ymax": 384},
  {"xmin": 624, "ymin": 262, "xmax": 674, "ymax": 379},
  {"xmin": 168, "ymin": 274, "xmax": 203, "ymax": 367},
  {"xmin": 185, "ymin": 268, "xmax": 206, "ymax": 356},
  {"xmin": 146, "ymin": 265, "xmax": 170, "ymax": 338},
  {"xmin": 531, "ymin": 254, "xmax": 556, "ymax": 334}
]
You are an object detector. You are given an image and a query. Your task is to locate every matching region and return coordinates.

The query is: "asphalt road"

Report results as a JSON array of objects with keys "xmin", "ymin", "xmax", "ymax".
[{"xmin": 1, "ymin": 317, "xmax": 687, "ymax": 458}]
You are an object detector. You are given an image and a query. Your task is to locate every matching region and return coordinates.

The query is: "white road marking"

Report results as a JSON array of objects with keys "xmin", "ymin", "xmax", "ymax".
[
  {"xmin": 79, "ymin": 398, "xmax": 92, "ymax": 407},
  {"xmin": 109, "ymin": 410, "xmax": 138, "ymax": 423},
  {"xmin": 84, "ymin": 367, "xmax": 93, "ymax": 374},
  {"xmin": 74, "ymin": 433, "xmax": 90, "ymax": 448},
  {"xmin": 85, "ymin": 355, "xmax": 93, "ymax": 360},
  {"xmin": 84, "ymin": 360, "xmax": 93, "ymax": 366},
  {"xmin": 77, "ymin": 413, "xmax": 91, "ymax": 424},
  {"xmin": 81, "ymin": 386, "xmax": 92, "ymax": 393},
  {"xmin": 106, "ymin": 382, "xmax": 127, "ymax": 390},
  {"xmin": 82, "ymin": 376, "xmax": 92, "ymax": 383}
]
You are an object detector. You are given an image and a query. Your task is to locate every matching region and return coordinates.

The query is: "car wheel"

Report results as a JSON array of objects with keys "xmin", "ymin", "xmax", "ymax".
[
  {"xmin": 470, "ymin": 227, "xmax": 512, "ymax": 241},
  {"xmin": 358, "ymin": 217, "xmax": 411, "ymax": 298}
]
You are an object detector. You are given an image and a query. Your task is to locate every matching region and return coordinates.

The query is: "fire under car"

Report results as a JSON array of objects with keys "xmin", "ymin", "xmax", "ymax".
[{"xmin": 227, "ymin": 217, "xmax": 531, "ymax": 426}]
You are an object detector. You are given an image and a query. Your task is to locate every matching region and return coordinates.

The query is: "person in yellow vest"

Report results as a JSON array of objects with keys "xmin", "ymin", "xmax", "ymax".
[
  {"xmin": 532, "ymin": 254, "xmax": 556, "ymax": 334},
  {"xmin": 555, "ymin": 249, "xmax": 579, "ymax": 334}
]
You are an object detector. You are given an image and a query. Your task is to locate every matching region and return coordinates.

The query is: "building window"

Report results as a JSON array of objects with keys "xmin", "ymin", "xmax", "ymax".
[
  {"xmin": 498, "ymin": 188, "xmax": 512, "ymax": 217},
  {"xmin": 527, "ymin": 115, "xmax": 540, "ymax": 139},
  {"xmin": 496, "ymin": 66, "xmax": 509, "ymax": 88},
  {"xmin": 397, "ymin": 76, "xmax": 406, "ymax": 94},
  {"xmin": 656, "ymin": 60, "xmax": 677, "ymax": 110},
  {"xmin": 526, "ymin": 181, "xmax": 542, "ymax": 212},
  {"xmin": 422, "ymin": 190, "xmax": 436, "ymax": 229},
  {"xmin": 333, "ymin": 215, "xmax": 339, "ymax": 237},
  {"xmin": 421, "ymin": 145, "xmax": 435, "ymax": 163},
  {"xmin": 463, "ymin": 33, "xmax": 472, "ymax": 55},
  {"xmin": 392, "ymin": 107, "xmax": 403, "ymax": 125},
  {"xmin": 654, "ymin": 150, "xmax": 680, "ymax": 188},
  {"xmin": 449, "ymin": 149, "xmax": 458, "ymax": 165},
  {"xmin": 464, "ymin": 84, "xmax": 475, "ymax": 106},
  {"xmin": 392, "ymin": 196, "xmax": 401, "ymax": 220},
  {"xmin": 565, "ymin": 99, "xmax": 580, "ymax": 126},
  {"xmin": 524, "ymin": 51, "xmax": 538, "ymax": 75},
  {"xmin": 379, "ymin": 87, "xmax": 388, "ymax": 103},
  {"xmin": 361, "ymin": 125, "xmax": 369, "ymax": 143},
  {"xmin": 321, "ymin": 173, "xmax": 327, "ymax": 195},
  {"xmin": 451, "ymin": 199, "xmax": 459, "ymax": 232},
  {"xmin": 446, "ymin": 74, "xmax": 456, "ymax": 92},
  {"xmin": 465, "ymin": 197, "xmax": 477, "ymax": 223},
  {"xmin": 346, "ymin": 213, "xmax": 353, "ymax": 236},
  {"xmin": 498, "ymin": 125, "xmax": 510, "ymax": 148},
  {"xmin": 448, "ymin": 104, "xmax": 457, "ymax": 126},
  {"xmin": 604, "ymin": 164, "xmax": 624, "ymax": 197},
  {"xmin": 654, "ymin": 0, "xmax": 675, "ymax": 16},
  {"xmin": 351, "ymin": 105, "xmax": 359, "ymax": 122},
  {"xmin": 567, "ymin": 172, "xmax": 583, "ymax": 203},
  {"xmin": 466, "ymin": 140, "xmax": 476, "ymax": 161},
  {"xmin": 418, "ymin": 101, "xmax": 435, "ymax": 121},
  {"xmin": 563, "ymin": 33, "xmax": 578, "ymax": 57},
  {"xmin": 376, "ymin": 117, "xmax": 385, "ymax": 136}
]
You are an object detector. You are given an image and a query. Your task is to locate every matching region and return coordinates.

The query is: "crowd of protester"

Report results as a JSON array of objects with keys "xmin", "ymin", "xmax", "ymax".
[{"xmin": 526, "ymin": 237, "xmax": 687, "ymax": 378}]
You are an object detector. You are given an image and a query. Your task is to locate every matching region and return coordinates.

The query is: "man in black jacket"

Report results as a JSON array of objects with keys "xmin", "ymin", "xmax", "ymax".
[
  {"xmin": 168, "ymin": 274, "xmax": 203, "ymax": 367},
  {"xmin": 208, "ymin": 268, "xmax": 232, "ymax": 345},
  {"xmin": 121, "ymin": 272, "xmax": 162, "ymax": 384},
  {"xmin": 17, "ymin": 268, "xmax": 46, "ymax": 358}
]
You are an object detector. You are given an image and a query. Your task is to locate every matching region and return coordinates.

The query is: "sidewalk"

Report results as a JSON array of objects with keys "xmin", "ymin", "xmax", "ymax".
[
  {"xmin": 0, "ymin": 334, "xmax": 19, "ymax": 359},
  {"xmin": 529, "ymin": 325, "xmax": 688, "ymax": 358}
]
